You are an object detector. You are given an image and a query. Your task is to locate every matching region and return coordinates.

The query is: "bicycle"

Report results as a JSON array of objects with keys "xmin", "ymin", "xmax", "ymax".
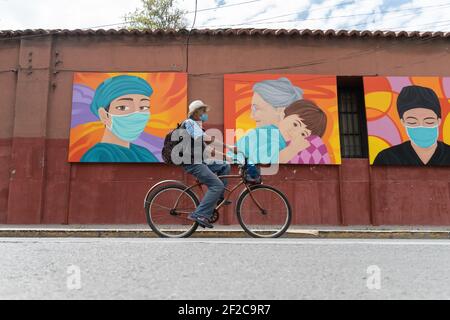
[{"xmin": 144, "ymin": 155, "xmax": 292, "ymax": 238}]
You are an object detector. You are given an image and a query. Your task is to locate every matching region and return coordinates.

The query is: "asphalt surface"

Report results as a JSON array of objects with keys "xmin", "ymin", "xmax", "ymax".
[{"xmin": 1, "ymin": 238, "xmax": 450, "ymax": 300}]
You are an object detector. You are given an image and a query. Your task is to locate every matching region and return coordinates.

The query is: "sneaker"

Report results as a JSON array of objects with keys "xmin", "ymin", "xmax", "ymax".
[
  {"xmin": 187, "ymin": 214, "xmax": 204, "ymax": 228},
  {"xmin": 196, "ymin": 216, "xmax": 214, "ymax": 229},
  {"xmin": 188, "ymin": 214, "xmax": 214, "ymax": 229}
]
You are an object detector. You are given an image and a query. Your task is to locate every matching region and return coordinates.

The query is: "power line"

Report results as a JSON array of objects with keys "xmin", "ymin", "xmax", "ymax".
[
  {"xmin": 44, "ymin": 0, "xmax": 264, "ymax": 31},
  {"xmin": 245, "ymin": 5, "xmax": 450, "ymax": 32},
  {"xmin": 187, "ymin": 32, "xmax": 448, "ymax": 79},
  {"xmin": 212, "ymin": 0, "xmax": 357, "ymax": 26},
  {"xmin": 2, "ymin": 15, "xmax": 445, "ymax": 75},
  {"xmin": 187, "ymin": 0, "xmax": 262, "ymax": 14},
  {"xmin": 339, "ymin": 9, "xmax": 450, "ymax": 31},
  {"xmin": 86, "ymin": 1, "xmax": 450, "ymax": 31},
  {"xmin": 79, "ymin": 1, "xmax": 450, "ymax": 33},
  {"xmin": 2, "ymin": 0, "xmax": 448, "ymax": 42},
  {"xmin": 186, "ymin": 0, "xmax": 198, "ymax": 73},
  {"xmin": 0, "ymin": 2, "xmax": 447, "ymax": 75},
  {"xmin": 0, "ymin": 0, "xmax": 263, "ymax": 33},
  {"xmin": 197, "ymin": 2, "xmax": 450, "ymax": 29},
  {"xmin": 73, "ymin": 0, "xmax": 355, "ymax": 30},
  {"xmin": 1, "ymin": 28, "xmax": 446, "ymax": 77},
  {"xmin": 0, "ymin": 1, "xmax": 446, "ymax": 72}
]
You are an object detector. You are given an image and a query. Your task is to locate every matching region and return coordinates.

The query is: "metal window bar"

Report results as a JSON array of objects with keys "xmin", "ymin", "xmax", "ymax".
[{"xmin": 337, "ymin": 82, "xmax": 368, "ymax": 159}]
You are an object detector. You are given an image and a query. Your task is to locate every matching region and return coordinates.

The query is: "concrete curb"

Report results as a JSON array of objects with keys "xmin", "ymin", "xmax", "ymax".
[{"xmin": 0, "ymin": 228, "xmax": 449, "ymax": 239}]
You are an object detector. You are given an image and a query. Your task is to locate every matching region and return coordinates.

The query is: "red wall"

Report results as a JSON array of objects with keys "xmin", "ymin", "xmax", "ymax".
[{"xmin": 0, "ymin": 33, "xmax": 449, "ymax": 225}]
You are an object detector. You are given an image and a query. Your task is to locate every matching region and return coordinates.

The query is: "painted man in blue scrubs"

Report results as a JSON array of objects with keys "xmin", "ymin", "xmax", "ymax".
[{"xmin": 374, "ymin": 85, "xmax": 450, "ymax": 166}]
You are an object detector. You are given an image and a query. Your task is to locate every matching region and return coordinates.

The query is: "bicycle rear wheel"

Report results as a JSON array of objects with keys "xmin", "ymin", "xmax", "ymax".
[
  {"xmin": 236, "ymin": 185, "xmax": 292, "ymax": 238},
  {"xmin": 145, "ymin": 183, "xmax": 199, "ymax": 238}
]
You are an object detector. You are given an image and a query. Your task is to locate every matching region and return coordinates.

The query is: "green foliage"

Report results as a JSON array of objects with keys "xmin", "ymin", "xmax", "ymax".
[{"xmin": 124, "ymin": 0, "xmax": 188, "ymax": 30}]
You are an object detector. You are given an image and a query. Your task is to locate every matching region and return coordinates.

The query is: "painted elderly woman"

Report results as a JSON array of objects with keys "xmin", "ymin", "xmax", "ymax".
[
  {"xmin": 237, "ymin": 77, "xmax": 331, "ymax": 164},
  {"xmin": 81, "ymin": 75, "xmax": 158, "ymax": 163}
]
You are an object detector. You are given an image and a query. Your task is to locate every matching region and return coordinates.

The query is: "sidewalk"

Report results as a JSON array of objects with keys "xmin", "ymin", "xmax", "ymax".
[{"xmin": 1, "ymin": 225, "xmax": 450, "ymax": 239}]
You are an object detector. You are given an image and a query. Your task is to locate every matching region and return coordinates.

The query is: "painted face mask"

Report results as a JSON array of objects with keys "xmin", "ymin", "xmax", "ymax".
[
  {"xmin": 406, "ymin": 126, "xmax": 439, "ymax": 148},
  {"xmin": 107, "ymin": 111, "xmax": 150, "ymax": 142},
  {"xmin": 200, "ymin": 114, "xmax": 209, "ymax": 123}
]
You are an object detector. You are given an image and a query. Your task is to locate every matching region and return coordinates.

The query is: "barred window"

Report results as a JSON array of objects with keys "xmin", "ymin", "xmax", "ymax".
[{"xmin": 337, "ymin": 77, "xmax": 369, "ymax": 158}]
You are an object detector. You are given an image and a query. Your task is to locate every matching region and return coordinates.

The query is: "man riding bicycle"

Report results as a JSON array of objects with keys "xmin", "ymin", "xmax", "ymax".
[
  {"xmin": 147, "ymin": 102, "xmax": 292, "ymax": 238},
  {"xmin": 181, "ymin": 100, "xmax": 238, "ymax": 229}
]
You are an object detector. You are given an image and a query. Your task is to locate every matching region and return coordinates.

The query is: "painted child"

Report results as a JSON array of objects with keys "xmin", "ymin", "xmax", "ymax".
[{"xmin": 235, "ymin": 100, "xmax": 329, "ymax": 164}]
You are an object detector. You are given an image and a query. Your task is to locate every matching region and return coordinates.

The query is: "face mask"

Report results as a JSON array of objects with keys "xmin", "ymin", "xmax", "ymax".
[
  {"xmin": 406, "ymin": 126, "xmax": 439, "ymax": 149},
  {"xmin": 107, "ymin": 111, "xmax": 150, "ymax": 142},
  {"xmin": 200, "ymin": 114, "xmax": 209, "ymax": 123}
]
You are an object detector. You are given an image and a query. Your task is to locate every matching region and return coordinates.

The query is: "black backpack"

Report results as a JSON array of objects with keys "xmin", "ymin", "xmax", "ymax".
[{"xmin": 162, "ymin": 122, "xmax": 187, "ymax": 165}]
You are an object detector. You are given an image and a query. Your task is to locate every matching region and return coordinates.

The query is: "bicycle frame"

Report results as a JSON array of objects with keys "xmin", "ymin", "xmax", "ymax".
[{"xmin": 174, "ymin": 174, "xmax": 266, "ymax": 213}]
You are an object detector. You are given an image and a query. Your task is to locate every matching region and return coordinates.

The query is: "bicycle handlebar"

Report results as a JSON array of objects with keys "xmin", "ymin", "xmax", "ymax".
[
  {"xmin": 226, "ymin": 149, "xmax": 250, "ymax": 167},
  {"xmin": 236, "ymin": 151, "xmax": 249, "ymax": 167}
]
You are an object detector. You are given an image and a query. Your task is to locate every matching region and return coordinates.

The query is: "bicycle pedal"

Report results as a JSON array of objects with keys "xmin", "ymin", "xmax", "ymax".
[{"xmin": 217, "ymin": 200, "xmax": 232, "ymax": 206}]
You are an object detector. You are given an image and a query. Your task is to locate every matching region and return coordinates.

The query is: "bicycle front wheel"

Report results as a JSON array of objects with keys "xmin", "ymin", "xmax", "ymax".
[
  {"xmin": 145, "ymin": 183, "xmax": 199, "ymax": 238},
  {"xmin": 237, "ymin": 185, "xmax": 292, "ymax": 238}
]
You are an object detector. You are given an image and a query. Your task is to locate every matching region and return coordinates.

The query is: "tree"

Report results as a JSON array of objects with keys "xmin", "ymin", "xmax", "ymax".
[{"xmin": 124, "ymin": 0, "xmax": 188, "ymax": 30}]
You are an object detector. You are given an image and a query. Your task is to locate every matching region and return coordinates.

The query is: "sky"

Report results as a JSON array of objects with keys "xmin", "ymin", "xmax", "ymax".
[{"xmin": 0, "ymin": 0, "xmax": 449, "ymax": 31}]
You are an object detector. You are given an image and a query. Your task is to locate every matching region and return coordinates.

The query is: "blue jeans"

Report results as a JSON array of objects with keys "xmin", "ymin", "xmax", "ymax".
[{"xmin": 183, "ymin": 162, "xmax": 231, "ymax": 219}]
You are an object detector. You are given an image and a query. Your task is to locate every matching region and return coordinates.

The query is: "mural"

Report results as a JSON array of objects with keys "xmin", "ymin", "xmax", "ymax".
[
  {"xmin": 364, "ymin": 76, "xmax": 450, "ymax": 166},
  {"xmin": 69, "ymin": 72, "xmax": 187, "ymax": 163},
  {"xmin": 224, "ymin": 74, "xmax": 341, "ymax": 165}
]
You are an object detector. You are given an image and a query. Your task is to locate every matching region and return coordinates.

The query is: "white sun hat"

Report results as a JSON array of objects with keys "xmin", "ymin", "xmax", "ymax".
[{"xmin": 188, "ymin": 100, "xmax": 210, "ymax": 116}]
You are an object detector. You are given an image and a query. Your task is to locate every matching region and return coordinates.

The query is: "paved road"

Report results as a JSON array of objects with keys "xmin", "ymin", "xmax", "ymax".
[{"xmin": 1, "ymin": 238, "xmax": 450, "ymax": 300}]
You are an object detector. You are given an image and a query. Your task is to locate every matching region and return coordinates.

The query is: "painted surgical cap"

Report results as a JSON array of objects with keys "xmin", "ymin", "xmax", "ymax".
[
  {"xmin": 90, "ymin": 75, "xmax": 154, "ymax": 118},
  {"xmin": 253, "ymin": 77, "xmax": 303, "ymax": 108},
  {"xmin": 397, "ymin": 85, "xmax": 441, "ymax": 119}
]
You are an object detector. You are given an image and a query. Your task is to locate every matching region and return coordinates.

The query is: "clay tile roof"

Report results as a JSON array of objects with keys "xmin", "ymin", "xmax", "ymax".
[{"xmin": 0, "ymin": 28, "xmax": 449, "ymax": 39}]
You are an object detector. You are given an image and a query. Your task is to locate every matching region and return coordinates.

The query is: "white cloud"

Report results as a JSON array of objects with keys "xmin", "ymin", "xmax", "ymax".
[
  {"xmin": 0, "ymin": 0, "xmax": 449, "ymax": 31},
  {"xmin": 0, "ymin": 0, "xmax": 142, "ymax": 29},
  {"xmin": 181, "ymin": 0, "xmax": 450, "ymax": 31}
]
